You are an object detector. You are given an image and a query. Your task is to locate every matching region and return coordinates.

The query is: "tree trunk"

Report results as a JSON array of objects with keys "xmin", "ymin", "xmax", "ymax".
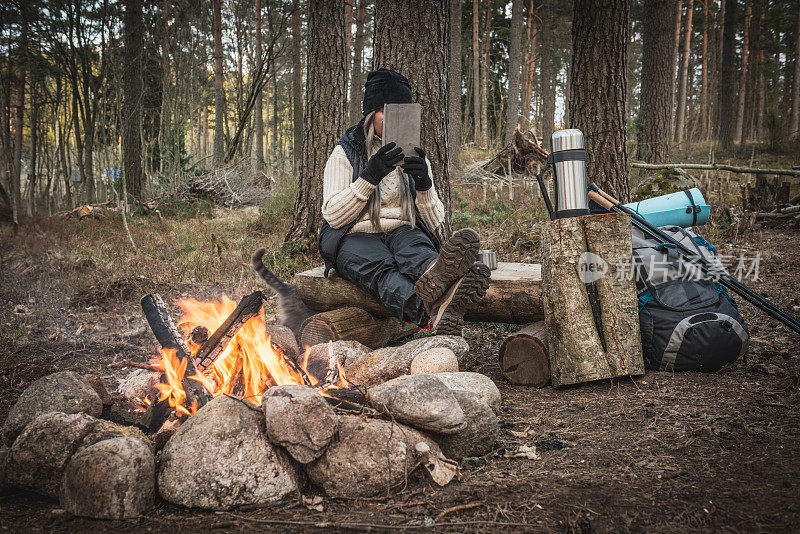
[
  {"xmin": 480, "ymin": 0, "xmax": 491, "ymax": 146},
  {"xmin": 291, "ymin": 0, "xmax": 303, "ymax": 172},
  {"xmin": 539, "ymin": 8, "xmax": 556, "ymax": 147},
  {"xmin": 718, "ymin": 0, "xmax": 737, "ymax": 150},
  {"xmin": 448, "ymin": 0, "xmax": 463, "ymax": 158},
  {"xmin": 505, "ymin": 0, "xmax": 523, "ymax": 146},
  {"xmin": 791, "ymin": 3, "xmax": 800, "ymax": 139},
  {"xmin": 349, "ymin": 0, "xmax": 367, "ymax": 124},
  {"xmin": 637, "ymin": 0, "xmax": 679, "ymax": 163},
  {"xmin": 472, "ymin": 0, "xmax": 481, "ymax": 143},
  {"xmin": 285, "ymin": 0, "xmax": 346, "ymax": 243},
  {"xmin": 675, "ymin": 0, "xmax": 694, "ymax": 143},
  {"xmin": 212, "ymin": 0, "xmax": 226, "ymax": 167},
  {"xmin": 700, "ymin": 0, "xmax": 709, "ymax": 137},
  {"xmin": 733, "ymin": 0, "xmax": 751, "ymax": 144},
  {"xmin": 670, "ymin": 0, "xmax": 682, "ymax": 139},
  {"xmin": 254, "ymin": 0, "xmax": 264, "ymax": 169},
  {"xmin": 569, "ymin": 0, "xmax": 630, "ymax": 201},
  {"xmin": 520, "ymin": 0, "xmax": 538, "ymax": 131},
  {"xmin": 373, "ymin": 0, "xmax": 451, "ymax": 235},
  {"xmin": 11, "ymin": 14, "xmax": 27, "ymax": 224},
  {"xmin": 122, "ymin": 0, "xmax": 144, "ymax": 201}
]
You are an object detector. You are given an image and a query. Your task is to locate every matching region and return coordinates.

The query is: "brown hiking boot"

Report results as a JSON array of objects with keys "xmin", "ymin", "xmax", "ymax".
[
  {"xmin": 415, "ymin": 228, "xmax": 481, "ymax": 312},
  {"xmin": 429, "ymin": 262, "xmax": 491, "ymax": 336}
]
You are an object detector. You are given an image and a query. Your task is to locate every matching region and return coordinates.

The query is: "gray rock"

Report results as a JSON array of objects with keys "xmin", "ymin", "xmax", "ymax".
[
  {"xmin": 345, "ymin": 336, "xmax": 469, "ymax": 386},
  {"xmin": 366, "ymin": 375, "xmax": 466, "ymax": 434},
  {"xmin": 4, "ymin": 412, "xmax": 153, "ymax": 498},
  {"xmin": 330, "ymin": 340, "xmax": 372, "ymax": 367},
  {"xmin": 410, "ymin": 347, "xmax": 459, "ymax": 374},
  {"xmin": 431, "ymin": 372, "xmax": 502, "ymax": 413},
  {"xmin": 262, "ymin": 385, "xmax": 338, "ymax": 463},
  {"xmin": 158, "ymin": 396, "xmax": 300, "ymax": 510},
  {"xmin": 435, "ymin": 391, "xmax": 499, "ymax": 460},
  {"xmin": 60, "ymin": 437, "xmax": 155, "ymax": 519},
  {"xmin": 117, "ymin": 369, "xmax": 160, "ymax": 406},
  {"xmin": 2, "ymin": 371, "xmax": 103, "ymax": 445},
  {"xmin": 305, "ymin": 416, "xmax": 440, "ymax": 498}
]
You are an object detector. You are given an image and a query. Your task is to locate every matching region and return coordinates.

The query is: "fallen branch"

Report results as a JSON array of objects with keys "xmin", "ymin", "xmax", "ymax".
[
  {"xmin": 216, "ymin": 512, "xmax": 535, "ymax": 530},
  {"xmin": 630, "ymin": 161, "xmax": 800, "ymax": 177},
  {"xmin": 108, "ymin": 359, "xmax": 160, "ymax": 372},
  {"xmin": 435, "ymin": 502, "xmax": 484, "ymax": 521}
]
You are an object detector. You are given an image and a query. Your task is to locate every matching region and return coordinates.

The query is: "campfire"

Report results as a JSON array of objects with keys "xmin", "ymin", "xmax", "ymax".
[{"xmin": 140, "ymin": 292, "xmax": 356, "ymax": 431}]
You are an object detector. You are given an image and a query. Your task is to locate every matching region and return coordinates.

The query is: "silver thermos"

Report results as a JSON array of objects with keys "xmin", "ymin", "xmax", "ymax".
[{"xmin": 549, "ymin": 129, "xmax": 589, "ymax": 219}]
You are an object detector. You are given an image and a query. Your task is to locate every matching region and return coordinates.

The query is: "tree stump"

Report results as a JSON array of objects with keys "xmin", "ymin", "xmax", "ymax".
[
  {"xmin": 541, "ymin": 212, "xmax": 644, "ymax": 386},
  {"xmin": 298, "ymin": 307, "xmax": 418, "ymax": 349},
  {"xmin": 497, "ymin": 321, "xmax": 550, "ymax": 386}
]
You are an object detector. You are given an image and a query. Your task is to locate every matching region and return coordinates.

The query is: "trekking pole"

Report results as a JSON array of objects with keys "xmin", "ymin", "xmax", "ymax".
[{"xmin": 588, "ymin": 183, "xmax": 800, "ymax": 335}]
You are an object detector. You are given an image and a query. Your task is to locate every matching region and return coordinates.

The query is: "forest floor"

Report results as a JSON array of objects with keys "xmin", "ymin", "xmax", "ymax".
[{"xmin": 1, "ymin": 153, "xmax": 799, "ymax": 532}]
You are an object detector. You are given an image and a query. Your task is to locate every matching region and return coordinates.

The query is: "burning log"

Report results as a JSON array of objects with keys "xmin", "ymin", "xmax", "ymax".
[
  {"xmin": 194, "ymin": 291, "xmax": 265, "ymax": 372},
  {"xmin": 140, "ymin": 294, "xmax": 211, "ymax": 431},
  {"xmin": 497, "ymin": 321, "xmax": 550, "ymax": 386},
  {"xmin": 298, "ymin": 307, "xmax": 418, "ymax": 349},
  {"xmin": 265, "ymin": 324, "xmax": 301, "ymax": 363}
]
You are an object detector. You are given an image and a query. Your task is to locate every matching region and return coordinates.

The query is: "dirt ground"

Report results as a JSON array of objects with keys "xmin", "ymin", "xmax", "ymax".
[{"xmin": 0, "ymin": 214, "xmax": 798, "ymax": 533}]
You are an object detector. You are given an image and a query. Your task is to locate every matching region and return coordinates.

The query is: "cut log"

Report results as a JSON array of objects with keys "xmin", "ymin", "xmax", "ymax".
[
  {"xmin": 194, "ymin": 291, "xmax": 264, "ymax": 373},
  {"xmin": 298, "ymin": 307, "xmax": 418, "ymax": 349},
  {"xmin": 295, "ymin": 262, "xmax": 542, "ymax": 325},
  {"xmin": 265, "ymin": 324, "xmax": 302, "ymax": 363},
  {"xmin": 140, "ymin": 294, "xmax": 211, "ymax": 431},
  {"xmin": 497, "ymin": 321, "xmax": 550, "ymax": 386},
  {"xmin": 541, "ymin": 213, "xmax": 644, "ymax": 386}
]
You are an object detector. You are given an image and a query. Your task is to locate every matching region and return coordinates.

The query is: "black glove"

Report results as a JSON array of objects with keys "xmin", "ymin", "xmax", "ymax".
[
  {"xmin": 401, "ymin": 147, "xmax": 432, "ymax": 191},
  {"xmin": 361, "ymin": 142, "xmax": 404, "ymax": 185}
]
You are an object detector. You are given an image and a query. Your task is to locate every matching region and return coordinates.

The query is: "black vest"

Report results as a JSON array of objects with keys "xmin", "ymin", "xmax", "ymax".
[{"xmin": 318, "ymin": 118, "xmax": 441, "ymax": 277}]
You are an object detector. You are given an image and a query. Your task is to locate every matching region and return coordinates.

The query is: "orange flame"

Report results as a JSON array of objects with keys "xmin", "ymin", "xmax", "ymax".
[{"xmin": 146, "ymin": 295, "xmax": 348, "ymax": 417}]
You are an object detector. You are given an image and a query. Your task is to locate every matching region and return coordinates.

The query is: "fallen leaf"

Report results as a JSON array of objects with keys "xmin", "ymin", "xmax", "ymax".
[
  {"xmin": 415, "ymin": 442, "xmax": 460, "ymax": 486},
  {"xmin": 302, "ymin": 495, "xmax": 324, "ymax": 512},
  {"xmin": 503, "ymin": 444, "xmax": 541, "ymax": 460}
]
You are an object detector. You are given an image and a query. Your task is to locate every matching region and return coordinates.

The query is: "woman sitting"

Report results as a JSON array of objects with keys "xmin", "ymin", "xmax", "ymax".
[{"xmin": 318, "ymin": 68, "xmax": 490, "ymax": 335}]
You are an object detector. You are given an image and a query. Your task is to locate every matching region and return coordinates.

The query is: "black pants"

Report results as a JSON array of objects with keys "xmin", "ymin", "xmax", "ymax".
[{"xmin": 335, "ymin": 225, "xmax": 438, "ymax": 327}]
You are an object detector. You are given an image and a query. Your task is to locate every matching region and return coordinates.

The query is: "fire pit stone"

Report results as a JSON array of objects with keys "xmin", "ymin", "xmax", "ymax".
[
  {"xmin": 0, "ymin": 445, "xmax": 8, "ymax": 492},
  {"xmin": 366, "ymin": 374, "xmax": 467, "ymax": 434},
  {"xmin": 435, "ymin": 390, "xmax": 500, "ymax": 460},
  {"xmin": 345, "ymin": 336, "xmax": 470, "ymax": 386},
  {"xmin": 262, "ymin": 385, "xmax": 338, "ymax": 464},
  {"xmin": 431, "ymin": 372, "xmax": 502, "ymax": 414},
  {"xmin": 117, "ymin": 368, "xmax": 160, "ymax": 406},
  {"xmin": 60, "ymin": 437, "xmax": 155, "ymax": 519},
  {"xmin": 410, "ymin": 347, "xmax": 460, "ymax": 374},
  {"xmin": 5, "ymin": 411, "xmax": 152, "ymax": 499},
  {"xmin": 305, "ymin": 415, "xmax": 441, "ymax": 498},
  {"xmin": 157, "ymin": 395, "xmax": 300, "ymax": 510},
  {"xmin": 2, "ymin": 371, "xmax": 103, "ymax": 446}
]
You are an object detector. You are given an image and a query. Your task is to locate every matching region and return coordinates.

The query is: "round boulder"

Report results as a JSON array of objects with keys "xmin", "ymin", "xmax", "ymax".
[
  {"xmin": 431, "ymin": 372, "xmax": 502, "ymax": 413},
  {"xmin": 2, "ymin": 371, "xmax": 103, "ymax": 445},
  {"xmin": 4, "ymin": 412, "xmax": 152, "ymax": 498},
  {"xmin": 60, "ymin": 437, "xmax": 155, "ymax": 519},
  {"xmin": 262, "ymin": 385, "xmax": 338, "ymax": 464},
  {"xmin": 366, "ymin": 374, "xmax": 465, "ymax": 434},
  {"xmin": 305, "ymin": 415, "xmax": 440, "ymax": 498},
  {"xmin": 117, "ymin": 369, "xmax": 160, "ymax": 406},
  {"xmin": 410, "ymin": 347, "xmax": 459, "ymax": 374},
  {"xmin": 435, "ymin": 391, "xmax": 499, "ymax": 460},
  {"xmin": 158, "ymin": 395, "xmax": 300, "ymax": 510}
]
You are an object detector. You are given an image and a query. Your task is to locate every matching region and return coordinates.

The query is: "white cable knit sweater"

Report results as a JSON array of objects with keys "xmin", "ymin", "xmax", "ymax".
[{"xmin": 321, "ymin": 144, "xmax": 446, "ymax": 234}]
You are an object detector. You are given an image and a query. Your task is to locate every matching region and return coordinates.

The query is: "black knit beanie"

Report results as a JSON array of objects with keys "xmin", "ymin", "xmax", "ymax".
[{"xmin": 362, "ymin": 68, "xmax": 413, "ymax": 116}]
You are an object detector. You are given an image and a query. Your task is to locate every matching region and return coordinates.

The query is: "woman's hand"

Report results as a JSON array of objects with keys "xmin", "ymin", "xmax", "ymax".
[
  {"xmin": 361, "ymin": 142, "xmax": 404, "ymax": 185},
  {"xmin": 401, "ymin": 147, "xmax": 432, "ymax": 191}
]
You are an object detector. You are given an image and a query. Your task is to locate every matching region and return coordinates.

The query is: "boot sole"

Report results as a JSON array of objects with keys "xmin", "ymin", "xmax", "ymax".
[
  {"xmin": 432, "ymin": 262, "xmax": 491, "ymax": 336},
  {"xmin": 415, "ymin": 228, "xmax": 481, "ymax": 306}
]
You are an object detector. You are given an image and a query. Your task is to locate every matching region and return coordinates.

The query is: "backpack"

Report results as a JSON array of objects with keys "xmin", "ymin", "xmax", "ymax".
[{"xmin": 632, "ymin": 225, "xmax": 749, "ymax": 372}]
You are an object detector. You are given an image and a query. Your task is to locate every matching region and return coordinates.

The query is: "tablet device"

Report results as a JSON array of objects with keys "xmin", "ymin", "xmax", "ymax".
[{"xmin": 382, "ymin": 103, "xmax": 422, "ymax": 164}]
